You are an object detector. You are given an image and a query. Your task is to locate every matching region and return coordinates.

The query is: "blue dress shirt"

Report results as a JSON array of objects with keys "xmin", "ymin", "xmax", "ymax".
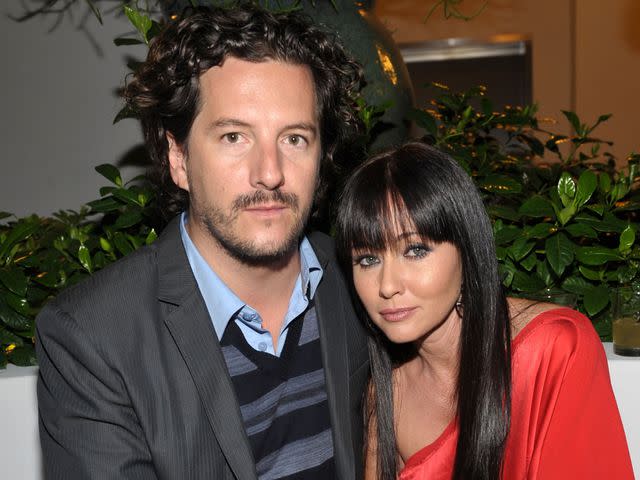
[{"xmin": 179, "ymin": 212, "xmax": 323, "ymax": 357}]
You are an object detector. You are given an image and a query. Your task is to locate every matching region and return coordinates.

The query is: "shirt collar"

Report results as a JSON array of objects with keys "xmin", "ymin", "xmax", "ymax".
[{"xmin": 179, "ymin": 211, "xmax": 323, "ymax": 340}]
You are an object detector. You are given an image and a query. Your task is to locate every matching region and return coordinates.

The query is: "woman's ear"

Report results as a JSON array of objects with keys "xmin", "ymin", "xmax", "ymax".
[{"xmin": 167, "ymin": 133, "xmax": 189, "ymax": 191}]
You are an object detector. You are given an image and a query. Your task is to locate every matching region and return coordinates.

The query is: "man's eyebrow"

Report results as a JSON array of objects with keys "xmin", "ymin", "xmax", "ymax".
[
  {"xmin": 284, "ymin": 122, "xmax": 318, "ymax": 135},
  {"xmin": 208, "ymin": 118, "xmax": 252, "ymax": 130}
]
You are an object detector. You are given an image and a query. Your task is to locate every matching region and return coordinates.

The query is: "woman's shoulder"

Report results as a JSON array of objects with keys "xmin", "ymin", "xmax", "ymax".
[{"xmin": 507, "ymin": 298, "xmax": 600, "ymax": 355}]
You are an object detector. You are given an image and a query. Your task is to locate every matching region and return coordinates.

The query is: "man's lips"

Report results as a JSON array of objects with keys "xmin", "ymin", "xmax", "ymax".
[
  {"xmin": 243, "ymin": 204, "xmax": 289, "ymax": 216},
  {"xmin": 378, "ymin": 307, "xmax": 417, "ymax": 322}
]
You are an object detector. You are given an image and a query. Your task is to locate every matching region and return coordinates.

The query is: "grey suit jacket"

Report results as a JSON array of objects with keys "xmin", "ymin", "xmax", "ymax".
[{"xmin": 36, "ymin": 217, "xmax": 369, "ymax": 479}]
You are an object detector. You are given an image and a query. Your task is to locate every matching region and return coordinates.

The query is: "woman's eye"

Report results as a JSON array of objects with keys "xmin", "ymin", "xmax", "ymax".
[
  {"xmin": 405, "ymin": 244, "xmax": 430, "ymax": 258},
  {"xmin": 354, "ymin": 255, "xmax": 380, "ymax": 268}
]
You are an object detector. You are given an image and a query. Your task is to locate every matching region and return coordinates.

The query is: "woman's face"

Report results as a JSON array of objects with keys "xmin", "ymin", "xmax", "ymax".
[{"xmin": 351, "ymin": 228, "xmax": 463, "ymax": 345}]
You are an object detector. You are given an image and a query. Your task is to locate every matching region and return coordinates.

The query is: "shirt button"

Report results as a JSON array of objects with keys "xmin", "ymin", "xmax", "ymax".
[{"xmin": 258, "ymin": 342, "xmax": 268, "ymax": 352}]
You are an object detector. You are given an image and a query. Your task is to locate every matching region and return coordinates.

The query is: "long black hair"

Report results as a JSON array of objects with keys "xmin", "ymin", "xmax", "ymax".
[{"xmin": 335, "ymin": 142, "xmax": 511, "ymax": 479}]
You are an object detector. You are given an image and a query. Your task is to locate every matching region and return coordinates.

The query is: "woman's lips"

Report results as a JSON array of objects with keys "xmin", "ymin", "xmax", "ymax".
[{"xmin": 378, "ymin": 307, "xmax": 417, "ymax": 322}]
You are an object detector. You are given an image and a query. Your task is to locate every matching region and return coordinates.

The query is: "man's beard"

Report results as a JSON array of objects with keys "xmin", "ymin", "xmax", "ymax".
[{"xmin": 193, "ymin": 189, "xmax": 310, "ymax": 267}]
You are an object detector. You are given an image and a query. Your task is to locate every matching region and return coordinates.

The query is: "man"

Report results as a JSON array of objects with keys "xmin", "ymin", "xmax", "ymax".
[{"xmin": 36, "ymin": 5, "xmax": 369, "ymax": 479}]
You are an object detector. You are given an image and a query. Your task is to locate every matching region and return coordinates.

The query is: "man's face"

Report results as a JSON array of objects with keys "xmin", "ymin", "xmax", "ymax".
[{"xmin": 168, "ymin": 57, "xmax": 321, "ymax": 265}]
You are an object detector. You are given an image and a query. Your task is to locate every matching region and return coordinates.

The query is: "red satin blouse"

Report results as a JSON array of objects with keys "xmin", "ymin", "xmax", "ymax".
[{"xmin": 398, "ymin": 308, "xmax": 634, "ymax": 480}]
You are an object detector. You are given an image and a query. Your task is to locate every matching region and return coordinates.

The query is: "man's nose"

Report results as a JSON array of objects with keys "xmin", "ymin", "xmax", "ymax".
[{"xmin": 249, "ymin": 141, "xmax": 285, "ymax": 191}]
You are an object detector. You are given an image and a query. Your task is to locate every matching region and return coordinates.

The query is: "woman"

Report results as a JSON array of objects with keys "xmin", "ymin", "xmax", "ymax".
[{"xmin": 335, "ymin": 142, "xmax": 633, "ymax": 479}]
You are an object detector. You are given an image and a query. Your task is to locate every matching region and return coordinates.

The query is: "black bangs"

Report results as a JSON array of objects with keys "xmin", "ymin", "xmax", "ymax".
[{"xmin": 336, "ymin": 143, "xmax": 463, "ymax": 269}]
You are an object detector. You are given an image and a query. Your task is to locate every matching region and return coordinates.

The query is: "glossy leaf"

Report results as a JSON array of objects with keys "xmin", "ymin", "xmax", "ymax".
[
  {"xmin": 545, "ymin": 233, "xmax": 574, "ymax": 276},
  {"xmin": 114, "ymin": 210, "xmax": 143, "ymax": 230},
  {"xmin": 9, "ymin": 345, "xmax": 37, "ymax": 367},
  {"xmin": 0, "ymin": 221, "xmax": 39, "ymax": 261},
  {"xmin": 78, "ymin": 245, "xmax": 92, "ymax": 273},
  {"xmin": 575, "ymin": 170, "xmax": 597, "ymax": 209},
  {"xmin": 565, "ymin": 223, "xmax": 597, "ymax": 239},
  {"xmin": 557, "ymin": 172, "xmax": 576, "ymax": 208},
  {"xmin": 561, "ymin": 276, "xmax": 593, "ymax": 296},
  {"xmin": 519, "ymin": 252, "xmax": 537, "ymax": 272},
  {"xmin": 518, "ymin": 196, "xmax": 554, "ymax": 218},
  {"xmin": 95, "ymin": 164, "xmax": 122, "ymax": 186},
  {"xmin": 0, "ymin": 268, "xmax": 28, "ymax": 296},
  {"xmin": 0, "ymin": 295, "xmax": 31, "ymax": 330},
  {"xmin": 576, "ymin": 246, "xmax": 623, "ymax": 265},
  {"xmin": 524, "ymin": 223, "xmax": 555, "ymax": 239},
  {"xmin": 87, "ymin": 197, "xmax": 121, "ymax": 213},
  {"xmin": 508, "ymin": 238, "xmax": 534, "ymax": 262},
  {"xmin": 478, "ymin": 175, "xmax": 522, "ymax": 194},
  {"xmin": 579, "ymin": 265, "xmax": 603, "ymax": 281},
  {"xmin": 494, "ymin": 226, "xmax": 521, "ymax": 246},
  {"xmin": 618, "ymin": 225, "xmax": 635, "ymax": 252},
  {"xmin": 511, "ymin": 270, "xmax": 545, "ymax": 293},
  {"xmin": 583, "ymin": 285, "xmax": 610, "ymax": 316}
]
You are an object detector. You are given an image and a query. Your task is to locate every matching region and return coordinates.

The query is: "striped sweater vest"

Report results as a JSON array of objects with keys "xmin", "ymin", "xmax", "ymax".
[{"xmin": 220, "ymin": 305, "xmax": 336, "ymax": 480}]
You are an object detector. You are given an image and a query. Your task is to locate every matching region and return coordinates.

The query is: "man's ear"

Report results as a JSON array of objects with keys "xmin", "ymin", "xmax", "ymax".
[{"xmin": 167, "ymin": 133, "xmax": 189, "ymax": 191}]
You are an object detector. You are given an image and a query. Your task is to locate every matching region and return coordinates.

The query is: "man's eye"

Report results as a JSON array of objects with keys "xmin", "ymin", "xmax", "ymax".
[
  {"xmin": 286, "ymin": 134, "xmax": 306, "ymax": 146},
  {"xmin": 222, "ymin": 132, "xmax": 241, "ymax": 143}
]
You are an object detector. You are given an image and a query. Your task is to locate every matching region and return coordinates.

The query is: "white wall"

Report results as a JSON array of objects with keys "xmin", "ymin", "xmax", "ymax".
[{"xmin": 1, "ymin": 1, "xmax": 147, "ymax": 217}]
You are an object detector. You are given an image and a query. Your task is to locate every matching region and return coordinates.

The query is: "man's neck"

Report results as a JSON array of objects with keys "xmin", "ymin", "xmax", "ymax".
[{"xmin": 186, "ymin": 217, "xmax": 301, "ymax": 339}]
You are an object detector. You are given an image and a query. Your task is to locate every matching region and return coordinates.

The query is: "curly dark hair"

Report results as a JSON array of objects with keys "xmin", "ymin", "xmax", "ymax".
[{"xmin": 123, "ymin": 3, "xmax": 363, "ymax": 219}]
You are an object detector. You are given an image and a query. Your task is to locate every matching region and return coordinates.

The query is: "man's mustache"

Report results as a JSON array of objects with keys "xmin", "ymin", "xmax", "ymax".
[{"xmin": 232, "ymin": 189, "xmax": 299, "ymax": 212}]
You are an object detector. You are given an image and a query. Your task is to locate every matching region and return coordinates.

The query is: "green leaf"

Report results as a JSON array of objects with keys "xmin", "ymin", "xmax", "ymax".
[
  {"xmin": 9, "ymin": 345, "xmax": 37, "ymax": 367},
  {"xmin": 5, "ymin": 291, "xmax": 29, "ymax": 316},
  {"xmin": 113, "ymin": 233, "xmax": 134, "ymax": 257},
  {"xmin": 524, "ymin": 223, "xmax": 555, "ymax": 239},
  {"xmin": 0, "ymin": 295, "xmax": 31, "ymax": 330},
  {"xmin": 576, "ymin": 246, "xmax": 623, "ymax": 265},
  {"xmin": 565, "ymin": 223, "xmax": 598, "ymax": 239},
  {"xmin": 518, "ymin": 196, "xmax": 555, "ymax": 218},
  {"xmin": 487, "ymin": 205, "xmax": 520, "ymax": 222},
  {"xmin": 562, "ymin": 110, "xmax": 582, "ymax": 133},
  {"xmin": 0, "ymin": 221, "xmax": 39, "ymax": 261},
  {"xmin": 78, "ymin": 245, "xmax": 92, "ymax": 273},
  {"xmin": 408, "ymin": 109, "xmax": 438, "ymax": 136},
  {"xmin": 0, "ymin": 325, "xmax": 24, "ymax": 347},
  {"xmin": 557, "ymin": 172, "xmax": 576, "ymax": 208},
  {"xmin": 87, "ymin": 197, "xmax": 122, "ymax": 213},
  {"xmin": 494, "ymin": 226, "xmax": 521, "ymax": 246},
  {"xmin": 583, "ymin": 284, "xmax": 610, "ymax": 316},
  {"xmin": 519, "ymin": 252, "xmax": 537, "ymax": 272},
  {"xmin": 512, "ymin": 270, "xmax": 545, "ymax": 293},
  {"xmin": 619, "ymin": 225, "xmax": 635, "ymax": 252},
  {"xmin": 114, "ymin": 37, "xmax": 145, "ymax": 46},
  {"xmin": 561, "ymin": 276, "xmax": 593, "ymax": 296},
  {"xmin": 114, "ymin": 210, "xmax": 143, "ymax": 230},
  {"xmin": 508, "ymin": 238, "xmax": 534, "ymax": 262},
  {"xmin": 112, "ymin": 188, "xmax": 143, "ymax": 207},
  {"xmin": 599, "ymin": 173, "xmax": 611, "ymax": 193},
  {"xmin": 124, "ymin": 5, "xmax": 153, "ymax": 43},
  {"xmin": 557, "ymin": 205, "xmax": 577, "ymax": 226},
  {"xmin": 478, "ymin": 175, "xmax": 522, "ymax": 194},
  {"xmin": 100, "ymin": 237, "xmax": 113, "ymax": 253},
  {"xmin": 95, "ymin": 164, "xmax": 122, "ymax": 186},
  {"xmin": 579, "ymin": 265, "xmax": 602, "ymax": 281},
  {"xmin": 0, "ymin": 268, "xmax": 28, "ymax": 296},
  {"xmin": 575, "ymin": 170, "xmax": 597, "ymax": 208},
  {"xmin": 545, "ymin": 233, "xmax": 574, "ymax": 276},
  {"xmin": 145, "ymin": 229, "xmax": 158, "ymax": 245}
]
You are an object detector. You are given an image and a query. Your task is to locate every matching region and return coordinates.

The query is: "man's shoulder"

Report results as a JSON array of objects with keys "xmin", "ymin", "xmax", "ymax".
[{"xmin": 50, "ymin": 243, "xmax": 159, "ymax": 316}]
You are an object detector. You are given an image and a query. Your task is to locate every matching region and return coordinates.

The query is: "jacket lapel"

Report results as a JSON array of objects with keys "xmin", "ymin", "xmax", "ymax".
[
  {"xmin": 310, "ymin": 234, "xmax": 355, "ymax": 480},
  {"xmin": 156, "ymin": 217, "xmax": 257, "ymax": 480}
]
